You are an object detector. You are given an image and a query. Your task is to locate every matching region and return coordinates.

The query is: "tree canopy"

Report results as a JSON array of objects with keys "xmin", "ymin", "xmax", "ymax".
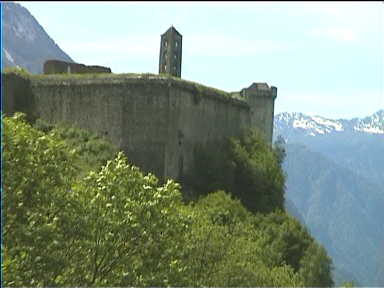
[
  {"xmin": 185, "ymin": 129, "xmax": 285, "ymax": 213},
  {"xmin": 2, "ymin": 113, "xmax": 334, "ymax": 286}
]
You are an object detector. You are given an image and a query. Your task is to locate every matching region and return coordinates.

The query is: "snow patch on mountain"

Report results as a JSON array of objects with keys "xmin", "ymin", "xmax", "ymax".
[
  {"xmin": 354, "ymin": 126, "xmax": 384, "ymax": 134},
  {"xmin": 311, "ymin": 116, "xmax": 344, "ymax": 131},
  {"xmin": 3, "ymin": 48, "xmax": 15, "ymax": 65},
  {"xmin": 353, "ymin": 110, "xmax": 384, "ymax": 134},
  {"xmin": 274, "ymin": 110, "xmax": 384, "ymax": 139},
  {"xmin": 275, "ymin": 112, "xmax": 346, "ymax": 136}
]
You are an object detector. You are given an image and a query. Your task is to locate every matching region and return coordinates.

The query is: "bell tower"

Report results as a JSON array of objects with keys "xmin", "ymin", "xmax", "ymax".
[{"xmin": 159, "ymin": 26, "xmax": 182, "ymax": 77}]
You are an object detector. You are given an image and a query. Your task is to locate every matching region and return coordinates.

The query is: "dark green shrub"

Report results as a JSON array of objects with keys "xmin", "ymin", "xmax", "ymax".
[{"xmin": 185, "ymin": 129, "xmax": 285, "ymax": 214}]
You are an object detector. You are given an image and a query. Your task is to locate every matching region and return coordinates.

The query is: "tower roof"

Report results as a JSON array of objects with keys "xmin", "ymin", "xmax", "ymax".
[
  {"xmin": 162, "ymin": 25, "xmax": 182, "ymax": 37},
  {"xmin": 248, "ymin": 83, "xmax": 269, "ymax": 90}
]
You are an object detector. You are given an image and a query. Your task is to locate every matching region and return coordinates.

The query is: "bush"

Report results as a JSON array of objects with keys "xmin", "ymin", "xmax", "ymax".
[
  {"xmin": 34, "ymin": 119, "xmax": 118, "ymax": 174},
  {"xmin": 185, "ymin": 129, "xmax": 286, "ymax": 214}
]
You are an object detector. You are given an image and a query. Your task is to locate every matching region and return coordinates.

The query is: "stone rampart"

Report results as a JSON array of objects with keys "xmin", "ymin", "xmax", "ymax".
[
  {"xmin": 3, "ymin": 72, "xmax": 257, "ymax": 181},
  {"xmin": 43, "ymin": 59, "xmax": 111, "ymax": 74}
]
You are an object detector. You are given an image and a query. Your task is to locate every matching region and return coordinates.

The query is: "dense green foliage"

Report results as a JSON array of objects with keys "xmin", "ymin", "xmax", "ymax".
[
  {"xmin": 33, "ymin": 118, "xmax": 118, "ymax": 174},
  {"xmin": 186, "ymin": 129, "xmax": 285, "ymax": 213},
  {"xmin": 3, "ymin": 66, "xmax": 32, "ymax": 76},
  {"xmin": 178, "ymin": 191, "xmax": 304, "ymax": 286},
  {"xmin": 2, "ymin": 114, "xmax": 334, "ymax": 286}
]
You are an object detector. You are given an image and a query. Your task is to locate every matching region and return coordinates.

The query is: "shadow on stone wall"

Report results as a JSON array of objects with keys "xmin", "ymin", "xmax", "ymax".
[
  {"xmin": 2, "ymin": 72, "xmax": 37, "ymax": 122},
  {"xmin": 43, "ymin": 59, "xmax": 111, "ymax": 74}
]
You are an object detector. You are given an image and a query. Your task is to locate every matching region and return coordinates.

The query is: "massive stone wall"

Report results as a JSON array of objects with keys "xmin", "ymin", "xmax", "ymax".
[
  {"xmin": 29, "ymin": 76, "xmax": 170, "ymax": 178},
  {"xmin": 2, "ymin": 73, "xmax": 276, "ymax": 179},
  {"xmin": 3, "ymin": 72, "xmax": 260, "ymax": 181},
  {"xmin": 164, "ymin": 82, "xmax": 250, "ymax": 180},
  {"xmin": 43, "ymin": 60, "xmax": 111, "ymax": 74},
  {"xmin": 2, "ymin": 73, "xmax": 36, "ymax": 120}
]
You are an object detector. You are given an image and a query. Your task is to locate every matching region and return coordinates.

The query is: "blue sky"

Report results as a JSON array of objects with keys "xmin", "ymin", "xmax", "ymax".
[{"xmin": 16, "ymin": 1, "xmax": 384, "ymax": 119}]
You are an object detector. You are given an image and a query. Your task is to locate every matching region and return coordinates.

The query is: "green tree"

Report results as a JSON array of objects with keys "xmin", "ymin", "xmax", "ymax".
[
  {"xmin": 178, "ymin": 191, "xmax": 304, "ymax": 286},
  {"xmin": 186, "ymin": 129, "xmax": 285, "ymax": 214},
  {"xmin": 250, "ymin": 210, "xmax": 334, "ymax": 287},
  {"xmin": 33, "ymin": 118, "xmax": 118, "ymax": 174},
  {"xmin": 65, "ymin": 152, "xmax": 189, "ymax": 286},
  {"xmin": 229, "ymin": 129, "xmax": 285, "ymax": 213},
  {"xmin": 2, "ymin": 114, "xmax": 189, "ymax": 286},
  {"xmin": 273, "ymin": 134, "xmax": 287, "ymax": 167},
  {"xmin": 251, "ymin": 211, "xmax": 314, "ymax": 272},
  {"xmin": 2, "ymin": 114, "xmax": 333, "ymax": 287},
  {"xmin": 299, "ymin": 242, "xmax": 334, "ymax": 287},
  {"xmin": 3, "ymin": 113, "xmax": 79, "ymax": 286}
]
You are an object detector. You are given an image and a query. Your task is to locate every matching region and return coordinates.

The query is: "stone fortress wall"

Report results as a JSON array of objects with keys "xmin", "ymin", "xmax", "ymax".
[
  {"xmin": 2, "ymin": 27, "xmax": 277, "ymax": 181},
  {"xmin": 43, "ymin": 59, "xmax": 111, "ymax": 74}
]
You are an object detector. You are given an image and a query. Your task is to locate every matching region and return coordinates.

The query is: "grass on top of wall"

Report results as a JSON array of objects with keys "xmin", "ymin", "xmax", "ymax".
[{"xmin": 3, "ymin": 67, "xmax": 242, "ymax": 101}]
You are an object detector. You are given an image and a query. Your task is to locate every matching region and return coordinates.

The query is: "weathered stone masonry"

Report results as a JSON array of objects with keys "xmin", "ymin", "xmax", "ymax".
[
  {"xmin": 43, "ymin": 59, "xmax": 111, "ymax": 74},
  {"xmin": 2, "ymin": 73, "xmax": 276, "ymax": 181},
  {"xmin": 2, "ymin": 26, "xmax": 277, "ymax": 181}
]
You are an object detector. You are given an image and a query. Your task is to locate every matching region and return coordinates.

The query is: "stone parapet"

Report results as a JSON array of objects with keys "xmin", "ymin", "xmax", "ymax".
[{"xmin": 43, "ymin": 59, "xmax": 111, "ymax": 74}]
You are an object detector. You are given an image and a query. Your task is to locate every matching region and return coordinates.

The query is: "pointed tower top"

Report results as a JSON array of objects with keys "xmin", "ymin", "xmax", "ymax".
[{"xmin": 162, "ymin": 25, "xmax": 182, "ymax": 37}]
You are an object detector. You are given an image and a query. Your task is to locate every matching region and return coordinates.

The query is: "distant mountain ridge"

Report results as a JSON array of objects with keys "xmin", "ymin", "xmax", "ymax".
[
  {"xmin": 275, "ymin": 109, "xmax": 384, "ymax": 139},
  {"xmin": 275, "ymin": 110, "xmax": 384, "ymax": 185},
  {"xmin": 274, "ymin": 110, "xmax": 384, "ymax": 286},
  {"xmin": 3, "ymin": 1, "xmax": 384, "ymax": 285},
  {"xmin": 2, "ymin": 2, "xmax": 74, "ymax": 74}
]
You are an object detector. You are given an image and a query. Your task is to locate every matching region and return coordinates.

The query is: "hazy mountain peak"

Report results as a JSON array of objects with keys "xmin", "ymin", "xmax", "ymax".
[
  {"xmin": 2, "ymin": 1, "xmax": 73, "ymax": 74},
  {"xmin": 279, "ymin": 109, "xmax": 384, "ymax": 286},
  {"xmin": 353, "ymin": 109, "xmax": 384, "ymax": 134},
  {"xmin": 4, "ymin": 2, "xmax": 37, "ymax": 42}
]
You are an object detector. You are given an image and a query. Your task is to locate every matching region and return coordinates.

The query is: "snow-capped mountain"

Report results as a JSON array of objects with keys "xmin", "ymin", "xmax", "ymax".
[
  {"xmin": 353, "ymin": 110, "xmax": 384, "ymax": 134},
  {"xmin": 274, "ymin": 109, "xmax": 384, "ymax": 140},
  {"xmin": 275, "ymin": 109, "xmax": 384, "ymax": 286},
  {"xmin": 2, "ymin": 2, "xmax": 74, "ymax": 74}
]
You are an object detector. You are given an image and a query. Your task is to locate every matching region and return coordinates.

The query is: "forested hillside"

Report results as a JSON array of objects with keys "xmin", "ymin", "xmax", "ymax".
[
  {"xmin": 283, "ymin": 143, "xmax": 384, "ymax": 285},
  {"xmin": 274, "ymin": 111, "xmax": 384, "ymax": 285},
  {"xmin": 3, "ymin": 113, "xmax": 334, "ymax": 286}
]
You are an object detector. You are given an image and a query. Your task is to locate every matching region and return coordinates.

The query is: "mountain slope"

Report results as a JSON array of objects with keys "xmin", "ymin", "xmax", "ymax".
[
  {"xmin": 275, "ymin": 110, "xmax": 384, "ymax": 286},
  {"xmin": 2, "ymin": 2, "xmax": 74, "ymax": 74},
  {"xmin": 275, "ymin": 110, "xmax": 384, "ymax": 138},
  {"xmin": 275, "ymin": 110, "xmax": 384, "ymax": 187},
  {"xmin": 284, "ymin": 143, "xmax": 384, "ymax": 285}
]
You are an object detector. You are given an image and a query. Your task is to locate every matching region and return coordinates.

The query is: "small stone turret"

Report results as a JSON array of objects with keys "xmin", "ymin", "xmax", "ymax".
[
  {"xmin": 241, "ymin": 83, "xmax": 277, "ymax": 144},
  {"xmin": 159, "ymin": 26, "xmax": 182, "ymax": 77}
]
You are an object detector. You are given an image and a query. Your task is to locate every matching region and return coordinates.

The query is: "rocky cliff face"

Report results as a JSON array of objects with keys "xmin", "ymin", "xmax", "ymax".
[{"xmin": 2, "ymin": 2, "xmax": 73, "ymax": 74}]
